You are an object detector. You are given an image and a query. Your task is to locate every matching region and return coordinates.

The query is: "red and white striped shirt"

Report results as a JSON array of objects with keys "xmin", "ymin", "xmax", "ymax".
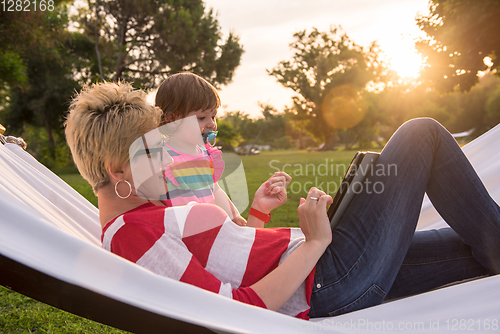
[{"xmin": 101, "ymin": 202, "xmax": 315, "ymax": 319}]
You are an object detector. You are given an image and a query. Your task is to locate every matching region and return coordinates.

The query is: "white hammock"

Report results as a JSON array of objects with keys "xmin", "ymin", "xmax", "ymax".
[{"xmin": 1, "ymin": 124, "xmax": 499, "ymax": 333}]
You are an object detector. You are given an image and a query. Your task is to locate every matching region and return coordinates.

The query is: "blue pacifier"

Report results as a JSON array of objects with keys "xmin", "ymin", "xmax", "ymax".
[{"xmin": 203, "ymin": 131, "xmax": 218, "ymax": 146}]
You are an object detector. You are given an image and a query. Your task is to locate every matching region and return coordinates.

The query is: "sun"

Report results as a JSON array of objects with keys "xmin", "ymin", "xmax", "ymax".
[
  {"xmin": 382, "ymin": 38, "xmax": 425, "ymax": 79},
  {"xmin": 388, "ymin": 47, "xmax": 424, "ymax": 79}
]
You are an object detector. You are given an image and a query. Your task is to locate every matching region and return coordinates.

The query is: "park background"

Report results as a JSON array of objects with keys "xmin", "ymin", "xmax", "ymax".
[{"xmin": 1, "ymin": 0, "xmax": 500, "ymax": 332}]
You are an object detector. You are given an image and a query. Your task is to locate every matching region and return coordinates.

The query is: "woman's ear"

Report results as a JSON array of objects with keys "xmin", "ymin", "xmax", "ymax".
[{"xmin": 107, "ymin": 163, "xmax": 126, "ymax": 182}]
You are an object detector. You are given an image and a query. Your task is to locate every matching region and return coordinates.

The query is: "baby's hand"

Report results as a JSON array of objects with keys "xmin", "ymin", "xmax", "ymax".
[
  {"xmin": 232, "ymin": 215, "xmax": 247, "ymax": 226},
  {"xmin": 252, "ymin": 172, "xmax": 292, "ymax": 214},
  {"xmin": 264, "ymin": 172, "xmax": 292, "ymax": 196}
]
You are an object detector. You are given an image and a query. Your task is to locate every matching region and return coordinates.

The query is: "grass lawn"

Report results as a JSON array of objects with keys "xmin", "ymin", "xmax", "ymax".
[
  {"xmin": 1, "ymin": 149, "xmax": 367, "ymax": 332},
  {"xmin": 0, "ymin": 286, "xmax": 126, "ymax": 334},
  {"xmin": 239, "ymin": 149, "xmax": 362, "ymax": 227}
]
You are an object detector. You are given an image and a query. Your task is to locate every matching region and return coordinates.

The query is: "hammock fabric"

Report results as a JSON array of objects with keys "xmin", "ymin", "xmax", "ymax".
[{"xmin": 1, "ymin": 124, "xmax": 500, "ymax": 333}]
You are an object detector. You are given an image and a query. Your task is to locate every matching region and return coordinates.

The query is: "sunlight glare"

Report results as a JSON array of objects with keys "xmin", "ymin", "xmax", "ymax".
[
  {"xmin": 388, "ymin": 46, "xmax": 424, "ymax": 79},
  {"xmin": 381, "ymin": 31, "xmax": 425, "ymax": 79},
  {"xmin": 376, "ymin": 6, "xmax": 426, "ymax": 80},
  {"xmin": 321, "ymin": 85, "xmax": 367, "ymax": 130}
]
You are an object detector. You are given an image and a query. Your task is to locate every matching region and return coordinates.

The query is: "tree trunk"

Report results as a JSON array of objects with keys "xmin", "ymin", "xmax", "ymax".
[
  {"xmin": 94, "ymin": 1, "xmax": 105, "ymax": 81},
  {"xmin": 114, "ymin": 17, "xmax": 128, "ymax": 81},
  {"xmin": 44, "ymin": 117, "xmax": 56, "ymax": 160}
]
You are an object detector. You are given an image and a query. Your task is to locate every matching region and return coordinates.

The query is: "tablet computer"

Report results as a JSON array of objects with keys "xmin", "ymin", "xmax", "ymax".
[{"xmin": 327, "ymin": 151, "xmax": 380, "ymax": 230}]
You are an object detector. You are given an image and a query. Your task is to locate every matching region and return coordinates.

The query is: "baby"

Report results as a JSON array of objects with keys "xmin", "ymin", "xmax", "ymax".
[
  {"xmin": 127, "ymin": 73, "xmax": 289, "ymax": 227},
  {"xmin": 154, "ymin": 73, "xmax": 249, "ymax": 225}
]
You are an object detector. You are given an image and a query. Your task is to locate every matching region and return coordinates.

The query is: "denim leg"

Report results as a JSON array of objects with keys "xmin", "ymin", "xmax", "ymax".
[
  {"xmin": 309, "ymin": 118, "xmax": 500, "ymax": 318},
  {"xmin": 386, "ymin": 228, "xmax": 489, "ymax": 300}
]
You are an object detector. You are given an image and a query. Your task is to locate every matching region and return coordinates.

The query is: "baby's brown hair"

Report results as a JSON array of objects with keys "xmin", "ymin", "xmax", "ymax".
[{"xmin": 155, "ymin": 72, "xmax": 220, "ymax": 124}]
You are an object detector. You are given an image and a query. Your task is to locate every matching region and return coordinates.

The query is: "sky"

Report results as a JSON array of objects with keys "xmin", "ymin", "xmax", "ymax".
[{"xmin": 149, "ymin": 0, "xmax": 431, "ymax": 118}]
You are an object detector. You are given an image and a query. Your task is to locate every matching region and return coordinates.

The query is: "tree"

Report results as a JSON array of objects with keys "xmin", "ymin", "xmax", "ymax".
[
  {"xmin": 215, "ymin": 119, "xmax": 241, "ymax": 151},
  {"xmin": 283, "ymin": 107, "xmax": 315, "ymax": 150},
  {"xmin": 0, "ymin": 1, "xmax": 70, "ymax": 106},
  {"xmin": 0, "ymin": 51, "xmax": 27, "ymax": 108},
  {"xmin": 221, "ymin": 110, "xmax": 257, "ymax": 143},
  {"xmin": 76, "ymin": 0, "xmax": 244, "ymax": 88},
  {"xmin": 485, "ymin": 85, "xmax": 500, "ymax": 125},
  {"xmin": 416, "ymin": 0, "xmax": 500, "ymax": 92},
  {"xmin": 4, "ymin": 33, "xmax": 93, "ymax": 160},
  {"xmin": 0, "ymin": 3, "xmax": 95, "ymax": 162},
  {"xmin": 453, "ymin": 73, "xmax": 500, "ymax": 134},
  {"xmin": 268, "ymin": 26, "xmax": 385, "ymax": 143},
  {"xmin": 221, "ymin": 106, "xmax": 293, "ymax": 150}
]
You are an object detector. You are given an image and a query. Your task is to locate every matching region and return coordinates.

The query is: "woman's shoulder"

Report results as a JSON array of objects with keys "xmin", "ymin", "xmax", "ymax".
[
  {"xmin": 107, "ymin": 202, "xmax": 164, "ymax": 224},
  {"xmin": 103, "ymin": 202, "xmax": 229, "ymax": 239},
  {"xmin": 102, "ymin": 203, "xmax": 167, "ymax": 243}
]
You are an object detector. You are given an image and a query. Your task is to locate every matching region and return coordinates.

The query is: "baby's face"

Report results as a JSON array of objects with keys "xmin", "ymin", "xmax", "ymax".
[{"xmin": 186, "ymin": 107, "xmax": 218, "ymax": 136}]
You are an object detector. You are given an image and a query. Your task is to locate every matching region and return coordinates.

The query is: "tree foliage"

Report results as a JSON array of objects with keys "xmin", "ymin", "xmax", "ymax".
[
  {"xmin": 76, "ymin": 0, "xmax": 244, "ymax": 88},
  {"xmin": 221, "ymin": 105, "xmax": 293, "ymax": 150},
  {"xmin": 215, "ymin": 119, "xmax": 241, "ymax": 151},
  {"xmin": 0, "ymin": 3, "xmax": 96, "ymax": 163},
  {"xmin": 4, "ymin": 32, "xmax": 94, "ymax": 160},
  {"xmin": 0, "ymin": 1, "xmax": 70, "ymax": 103},
  {"xmin": 1, "ymin": 0, "xmax": 244, "ymax": 167},
  {"xmin": 371, "ymin": 72, "xmax": 500, "ymax": 139},
  {"xmin": 416, "ymin": 0, "xmax": 500, "ymax": 92},
  {"xmin": 268, "ymin": 26, "xmax": 385, "ymax": 142}
]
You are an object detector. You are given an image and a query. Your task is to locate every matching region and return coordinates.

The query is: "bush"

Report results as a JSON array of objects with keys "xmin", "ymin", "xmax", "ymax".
[
  {"xmin": 272, "ymin": 136, "xmax": 293, "ymax": 149},
  {"xmin": 20, "ymin": 125, "xmax": 73, "ymax": 170}
]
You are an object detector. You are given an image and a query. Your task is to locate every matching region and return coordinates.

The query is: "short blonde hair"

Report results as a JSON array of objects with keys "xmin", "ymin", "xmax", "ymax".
[
  {"xmin": 65, "ymin": 82, "xmax": 162, "ymax": 191},
  {"xmin": 155, "ymin": 72, "xmax": 220, "ymax": 124}
]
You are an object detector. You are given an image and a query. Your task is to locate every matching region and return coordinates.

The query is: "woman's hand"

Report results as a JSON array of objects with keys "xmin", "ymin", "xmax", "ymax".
[
  {"xmin": 251, "ymin": 172, "xmax": 291, "ymax": 214},
  {"xmin": 297, "ymin": 187, "xmax": 333, "ymax": 246}
]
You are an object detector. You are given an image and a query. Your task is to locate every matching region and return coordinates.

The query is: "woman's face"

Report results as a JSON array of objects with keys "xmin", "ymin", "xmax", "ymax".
[{"xmin": 129, "ymin": 128, "xmax": 172, "ymax": 200}]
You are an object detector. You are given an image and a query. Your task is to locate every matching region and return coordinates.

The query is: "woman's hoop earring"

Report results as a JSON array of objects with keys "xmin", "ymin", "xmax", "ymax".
[{"xmin": 115, "ymin": 180, "xmax": 132, "ymax": 199}]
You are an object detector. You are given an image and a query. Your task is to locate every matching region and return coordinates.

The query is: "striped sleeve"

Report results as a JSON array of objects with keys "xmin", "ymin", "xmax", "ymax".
[
  {"xmin": 180, "ymin": 203, "xmax": 268, "ymax": 308},
  {"xmin": 179, "ymin": 249, "xmax": 267, "ymax": 308},
  {"xmin": 102, "ymin": 203, "xmax": 267, "ymax": 309}
]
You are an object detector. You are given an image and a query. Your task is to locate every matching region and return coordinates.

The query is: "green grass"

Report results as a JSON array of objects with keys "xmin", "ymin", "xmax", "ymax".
[
  {"xmin": 58, "ymin": 173, "xmax": 98, "ymax": 208},
  {"xmin": 0, "ymin": 286, "xmax": 126, "ymax": 333},
  {"xmin": 239, "ymin": 149, "xmax": 366, "ymax": 227},
  {"xmin": 1, "ymin": 149, "xmax": 366, "ymax": 332}
]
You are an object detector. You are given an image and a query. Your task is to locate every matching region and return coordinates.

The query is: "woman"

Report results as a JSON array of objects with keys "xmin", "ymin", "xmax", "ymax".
[{"xmin": 65, "ymin": 82, "xmax": 499, "ymax": 319}]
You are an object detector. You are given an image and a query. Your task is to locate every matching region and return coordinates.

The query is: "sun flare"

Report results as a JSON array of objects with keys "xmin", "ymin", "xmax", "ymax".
[
  {"xmin": 383, "ymin": 38, "xmax": 425, "ymax": 79},
  {"xmin": 389, "ymin": 48, "xmax": 424, "ymax": 79}
]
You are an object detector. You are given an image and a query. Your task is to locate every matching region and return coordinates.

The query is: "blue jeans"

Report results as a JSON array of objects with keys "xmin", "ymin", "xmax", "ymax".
[{"xmin": 309, "ymin": 118, "xmax": 500, "ymax": 318}]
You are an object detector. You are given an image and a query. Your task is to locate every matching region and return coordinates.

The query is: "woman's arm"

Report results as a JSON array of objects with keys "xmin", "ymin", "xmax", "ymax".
[
  {"xmin": 251, "ymin": 188, "xmax": 333, "ymax": 310},
  {"xmin": 183, "ymin": 187, "xmax": 330, "ymax": 311},
  {"xmin": 251, "ymin": 238, "xmax": 327, "ymax": 310}
]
